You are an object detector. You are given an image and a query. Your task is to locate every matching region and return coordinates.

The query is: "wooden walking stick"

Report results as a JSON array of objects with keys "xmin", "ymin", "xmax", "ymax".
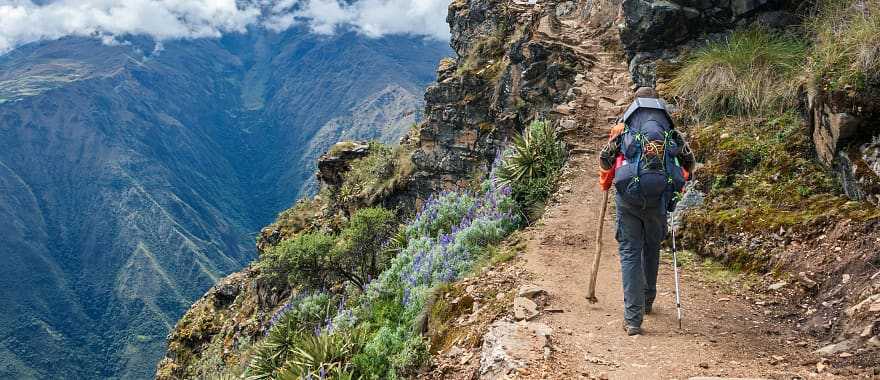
[{"xmin": 586, "ymin": 190, "xmax": 610, "ymax": 304}]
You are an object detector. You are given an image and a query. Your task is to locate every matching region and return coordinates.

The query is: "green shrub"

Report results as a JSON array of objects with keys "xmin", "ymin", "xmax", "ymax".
[
  {"xmin": 669, "ymin": 28, "xmax": 807, "ymax": 121},
  {"xmin": 330, "ymin": 207, "xmax": 400, "ymax": 290},
  {"xmin": 808, "ymin": 0, "xmax": 880, "ymax": 89},
  {"xmin": 249, "ymin": 174, "xmax": 519, "ymax": 380},
  {"xmin": 497, "ymin": 120, "xmax": 566, "ymax": 221},
  {"xmin": 350, "ymin": 295, "xmax": 421, "ymax": 380},
  {"xmin": 349, "ymin": 181, "xmax": 517, "ymax": 378},
  {"xmin": 257, "ymin": 207, "xmax": 399, "ymax": 291},
  {"xmin": 256, "ymin": 233, "xmax": 337, "ymax": 289}
]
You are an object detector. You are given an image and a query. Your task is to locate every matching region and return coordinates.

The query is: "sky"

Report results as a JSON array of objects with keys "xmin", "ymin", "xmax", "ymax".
[{"xmin": 0, "ymin": 0, "xmax": 451, "ymax": 53}]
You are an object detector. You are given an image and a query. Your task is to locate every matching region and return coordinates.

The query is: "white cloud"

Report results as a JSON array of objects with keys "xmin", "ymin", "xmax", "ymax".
[
  {"xmin": 0, "ymin": 0, "xmax": 450, "ymax": 54},
  {"xmin": 294, "ymin": 0, "xmax": 354, "ymax": 35},
  {"xmin": 351, "ymin": 0, "xmax": 450, "ymax": 39},
  {"xmin": 294, "ymin": 0, "xmax": 449, "ymax": 38}
]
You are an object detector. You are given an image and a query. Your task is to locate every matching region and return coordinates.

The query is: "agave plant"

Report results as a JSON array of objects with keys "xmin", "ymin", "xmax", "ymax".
[
  {"xmin": 496, "ymin": 120, "xmax": 566, "ymax": 221},
  {"xmin": 381, "ymin": 226, "xmax": 408, "ymax": 259},
  {"xmin": 278, "ymin": 331, "xmax": 363, "ymax": 380},
  {"xmin": 248, "ymin": 328, "xmax": 363, "ymax": 380},
  {"xmin": 497, "ymin": 120, "xmax": 565, "ymax": 185}
]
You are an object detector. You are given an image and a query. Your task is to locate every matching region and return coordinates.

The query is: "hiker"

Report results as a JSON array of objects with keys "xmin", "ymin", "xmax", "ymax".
[{"xmin": 598, "ymin": 86, "xmax": 695, "ymax": 336}]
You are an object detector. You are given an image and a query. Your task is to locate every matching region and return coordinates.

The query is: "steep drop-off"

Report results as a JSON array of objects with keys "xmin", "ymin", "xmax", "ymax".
[
  {"xmin": 161, "ymin": 0, "xmax": 880, "ymax": 378},
  {"xmin": 0, "ymin": 29, "xmax": 449, "ymax": 379},
  {"xmin": 157, "ymin": 0, "xmax": 592, "ymax": 376}
]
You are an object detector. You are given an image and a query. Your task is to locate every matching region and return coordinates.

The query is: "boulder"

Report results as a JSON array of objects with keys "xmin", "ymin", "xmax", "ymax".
[
  {"xmin": 620, "ymin": 0, "xmax": 699, "ymax": 53},
  {"xmin": 669, "ymin": 180, "xmax": 705, "ymax": 229},
  {"xmin": 810, "ymin": 100, "xmax": 862, "ymax": 165},
  {"xmin": 516, "ymin": 284, "xmax": 548, "ymax": 298},
  {"xmin": 212, "ymin": 282, "xmax": 241, "ymax": 308},
  {"xmin": 513, "ymin": 297, "xmax": 539, "ymax": 320},
  {"xmin": 479, "ymin": 321, "xmax": 552, "ymax": 379},
  {"xmin": 814, "ymin": 338, "xmax": 860, "ymax": 356},
  {"xmin": 620, "ymin": 0, "xmax": 777, "ymax": 55}
]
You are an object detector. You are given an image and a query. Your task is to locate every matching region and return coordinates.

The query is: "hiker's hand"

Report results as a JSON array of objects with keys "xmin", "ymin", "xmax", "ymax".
[{"xmin": 609, "ymin": 123, "xmax": 625, "ymax": 141}]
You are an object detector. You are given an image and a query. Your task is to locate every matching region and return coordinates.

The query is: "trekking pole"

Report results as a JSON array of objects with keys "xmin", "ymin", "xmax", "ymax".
[
  {"xmin": 586, "ymin": 190, "xmax": 609, "ymax": 304},
  {"xmin": 671, "ymin": 223, "xmax": 683, "ymax": 330}
]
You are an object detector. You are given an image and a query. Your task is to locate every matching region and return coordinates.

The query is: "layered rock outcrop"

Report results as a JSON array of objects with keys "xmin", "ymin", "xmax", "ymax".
[
  {"xmin": 620, "ymin": 0, "xmax": 797, "ymax": 85},
  {"xmin": 805, "ymin": 85, "xmax": 880, "ymax": 203},
  {"xmin": 316, "ymin": 141, "xmax": 372, "ymax": 188},
  {"xmin": 408, "ymin": 0, "xmax": 584, "ymax": 199}
]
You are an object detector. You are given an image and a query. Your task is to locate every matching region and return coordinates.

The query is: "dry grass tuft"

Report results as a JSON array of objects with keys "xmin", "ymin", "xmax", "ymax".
[
  {"xmin": 669, "ymin": 28, "xmax": 806, "ymax": 121},
  {"xmin": 808, "ymin": 0, "xmax": 880, "ymax": 90}
]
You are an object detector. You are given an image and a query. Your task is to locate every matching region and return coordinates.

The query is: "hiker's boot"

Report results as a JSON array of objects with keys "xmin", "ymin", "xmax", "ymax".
[{"xmin": 623, "ymin": 323, "xmax": 642, "ymax": 336}]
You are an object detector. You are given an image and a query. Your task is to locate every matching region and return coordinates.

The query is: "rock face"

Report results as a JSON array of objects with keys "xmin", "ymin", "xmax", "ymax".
[
  {"xmin": 619, "ymin": 0, "xmax": 795, "ymax": 86},
  {"xmin": 621, "ymin": 0, "xmax": 777, "ymax": 53},
  {"xmin": 156, "ymin": 269, "xmax": 291, "ymax": 380},
  {"xmin": 407, "ymin": 0, "xmax": 584, "ymax": 199},
  {"xmin": 804, "ymin": 85, "xmax": 880, "ymax": 203}
]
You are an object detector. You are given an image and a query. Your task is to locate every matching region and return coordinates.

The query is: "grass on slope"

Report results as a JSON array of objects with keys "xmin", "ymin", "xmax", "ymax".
[
  {"xmin": 808, "ymin": 0, "xmax": 880, "ymax": 90},
  {"xmin": 668, "ymin": 24, "xmax": 880, "ymax": 271}
]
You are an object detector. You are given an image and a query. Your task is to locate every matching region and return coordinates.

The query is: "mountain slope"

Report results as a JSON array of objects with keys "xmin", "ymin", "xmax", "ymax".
[{"xmin": 0, "ymin": 29, "xmax": 449, "ymax": 379}]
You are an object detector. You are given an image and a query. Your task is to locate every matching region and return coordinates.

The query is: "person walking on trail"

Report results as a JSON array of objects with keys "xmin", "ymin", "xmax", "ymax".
[{"xmin": 598, "ymin": 86, "xmax": 695, "ymax": 336}]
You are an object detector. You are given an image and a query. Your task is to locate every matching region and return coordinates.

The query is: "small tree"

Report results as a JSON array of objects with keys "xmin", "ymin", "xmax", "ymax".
[
  {"xmin": 257, "ymin": 233, "xmax": 337, "ymax": 290},
  {"xmin": 330, "ymin": 207, "xmax": 399, "ymax": 290}
]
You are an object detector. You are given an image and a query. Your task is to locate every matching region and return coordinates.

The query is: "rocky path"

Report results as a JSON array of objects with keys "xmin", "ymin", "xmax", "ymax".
[{"xmin": 492, "ymin": 4, "xmax": 834, "ymax": 379}]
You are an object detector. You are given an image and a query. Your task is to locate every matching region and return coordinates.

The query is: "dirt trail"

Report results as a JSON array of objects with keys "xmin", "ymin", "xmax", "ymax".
[{"xmin": 515, "ymin": 7, "xmax": 829, "ymax": 380}]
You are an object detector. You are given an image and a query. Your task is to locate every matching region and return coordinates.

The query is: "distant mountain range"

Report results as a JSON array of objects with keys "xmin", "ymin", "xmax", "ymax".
[{"xmin": 0, "ymin": 28, "xmax": 449, "ymax": 379}]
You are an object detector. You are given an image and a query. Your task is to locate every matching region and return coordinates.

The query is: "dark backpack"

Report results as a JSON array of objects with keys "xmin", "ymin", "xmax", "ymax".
[{"xmin": 613, "ymin": 98, "xmax": 686, "ymax": 210}]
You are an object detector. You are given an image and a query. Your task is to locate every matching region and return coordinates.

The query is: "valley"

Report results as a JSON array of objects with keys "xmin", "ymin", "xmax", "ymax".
[{"xmin": 0, "ymin": 28, "xmax": 449, "ymax": 379}]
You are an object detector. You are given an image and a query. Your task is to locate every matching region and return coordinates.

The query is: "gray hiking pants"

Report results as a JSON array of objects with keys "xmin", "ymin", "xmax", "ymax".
[{"xmin": 615, "ymin": 193, "xmax": 667, "ymax": 327}]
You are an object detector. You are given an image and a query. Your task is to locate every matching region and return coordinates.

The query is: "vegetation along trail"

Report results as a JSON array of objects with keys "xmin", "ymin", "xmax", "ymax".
[
  {"xmin": 481, "ymin": 4, "xmax": 836, "ymax": 379},
  {"xmin": 157, "ymin": 0, "xmax": 880, "ymax": 378}
]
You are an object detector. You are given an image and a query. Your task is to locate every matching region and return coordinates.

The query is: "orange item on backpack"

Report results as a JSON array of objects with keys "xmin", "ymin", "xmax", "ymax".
[{"xmin": 599, "ymin": 124, "xmax": 626, "ymax": 192}]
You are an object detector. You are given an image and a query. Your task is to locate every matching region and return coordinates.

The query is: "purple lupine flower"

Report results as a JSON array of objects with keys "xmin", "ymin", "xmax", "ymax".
[
  {"xmin": 325, "ymin": 318, "xmax": 334, "ymax": 334},
  {"xmin": 337, "ymin": 296, "xmax": 347, "ymax": 313}
]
